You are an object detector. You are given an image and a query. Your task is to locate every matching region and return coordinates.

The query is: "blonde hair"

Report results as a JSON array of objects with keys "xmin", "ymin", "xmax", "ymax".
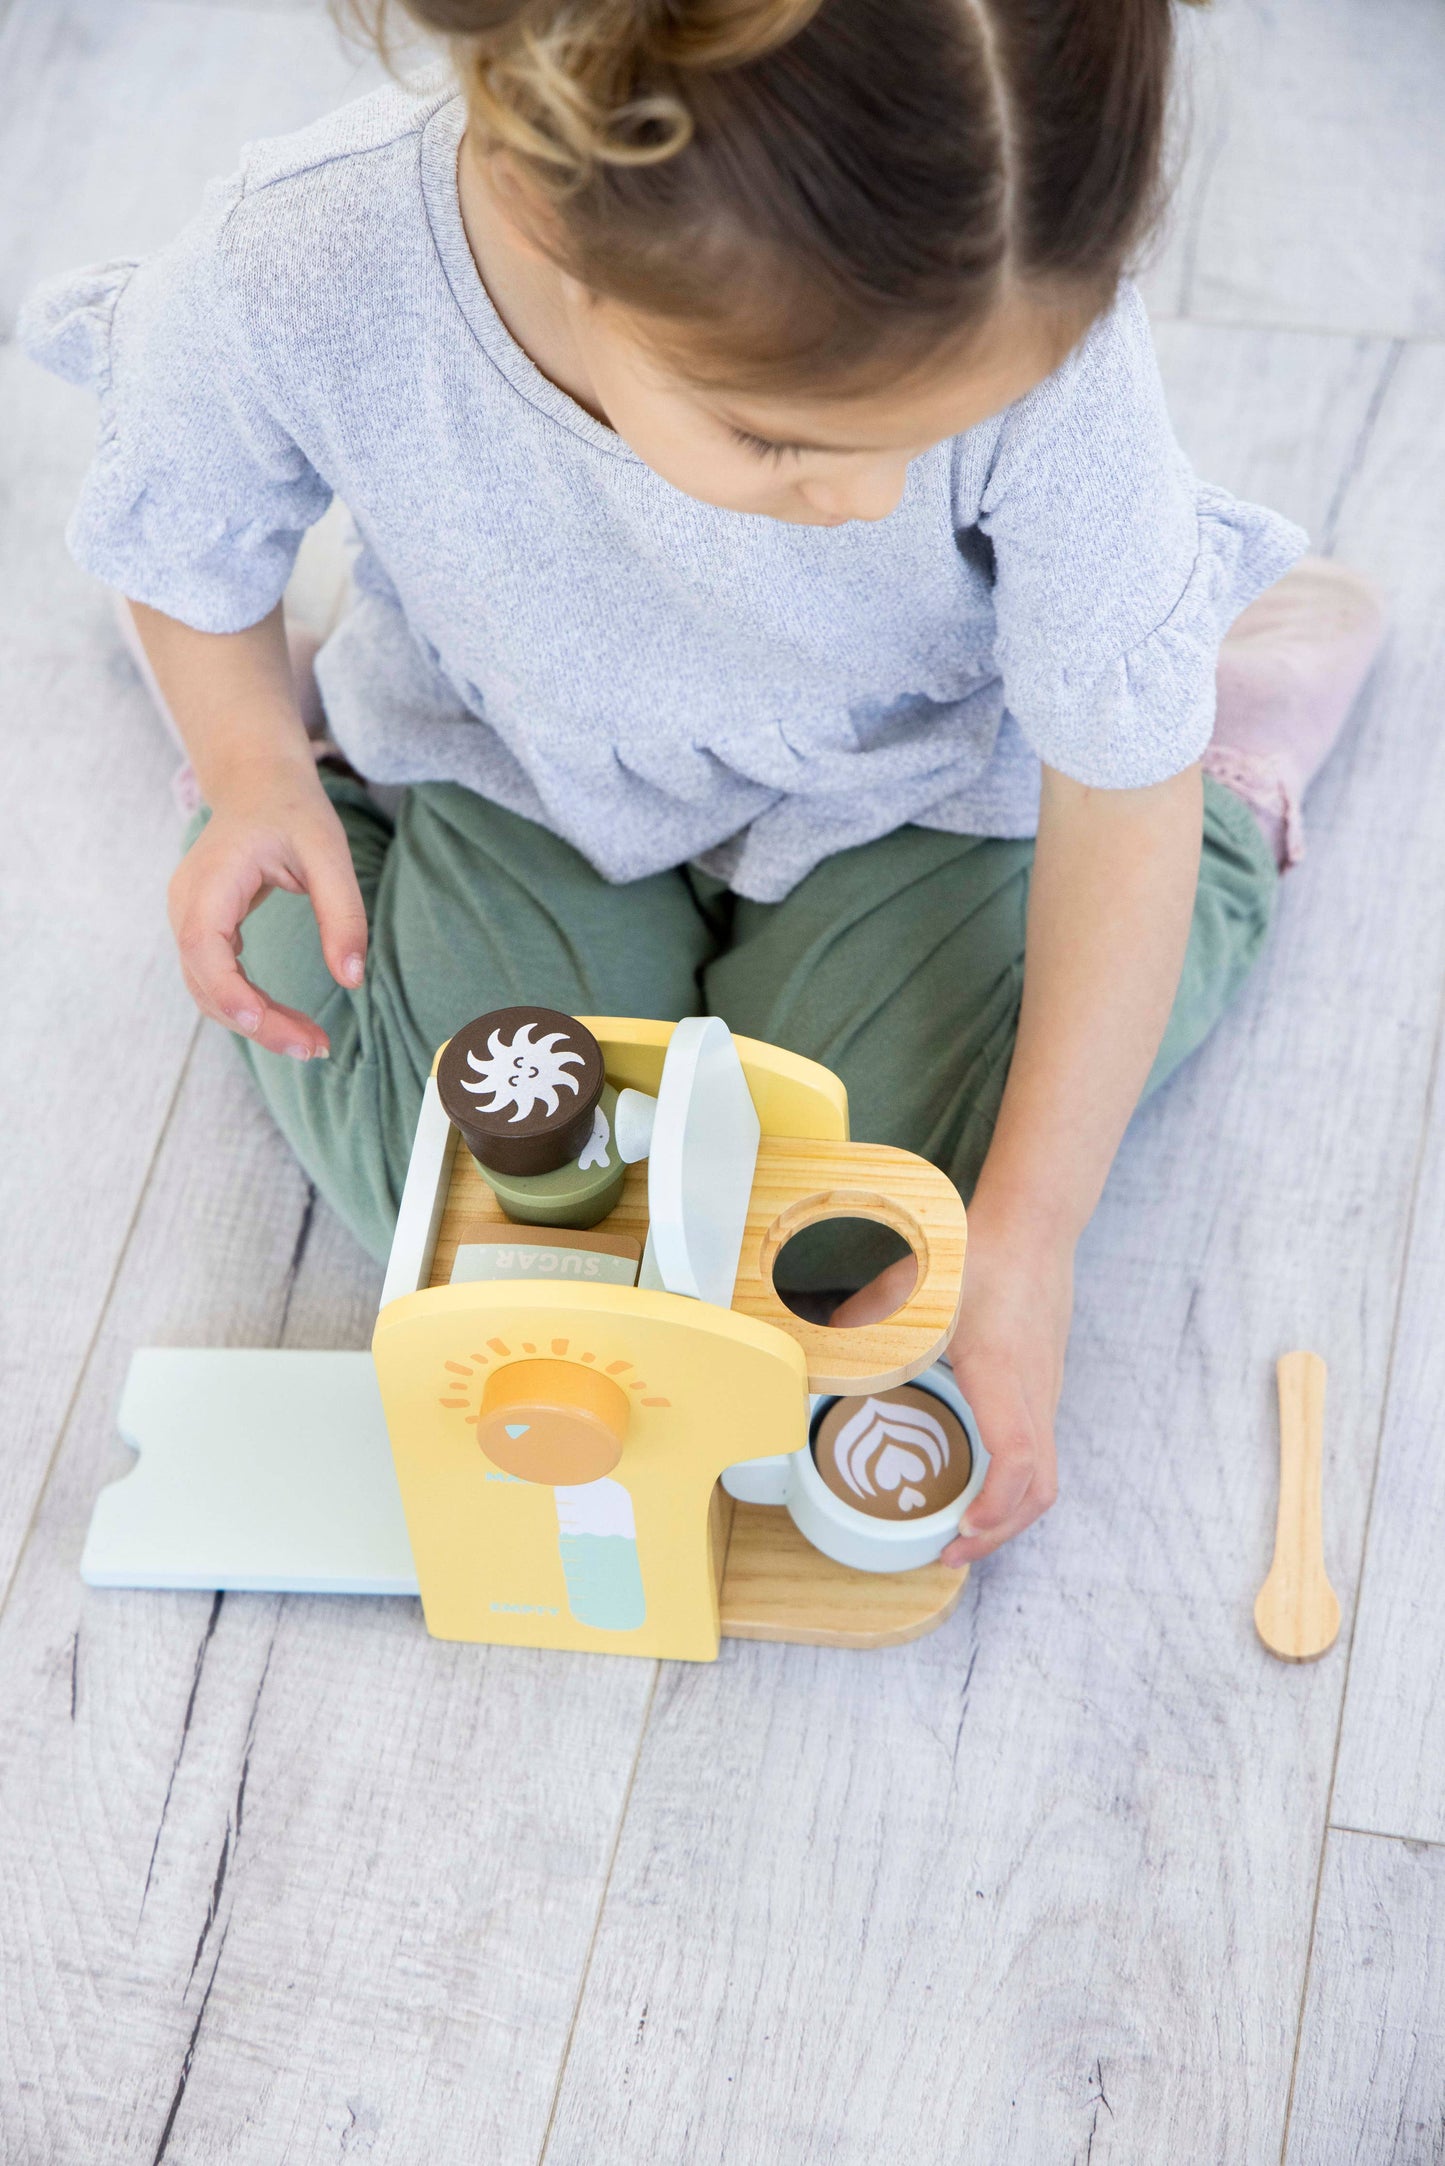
[{"xmin": 344, "ymin": 0, "xmax": 1199, "ymax": 390}]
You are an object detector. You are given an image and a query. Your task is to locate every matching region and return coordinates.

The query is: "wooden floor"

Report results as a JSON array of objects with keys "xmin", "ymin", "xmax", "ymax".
[{"xmin": 2, "ymin": 1, "xmax": 1443, "ymax": 2158}]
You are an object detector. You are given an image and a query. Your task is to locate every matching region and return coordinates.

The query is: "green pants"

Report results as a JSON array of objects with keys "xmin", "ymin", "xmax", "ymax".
[{"xmin": 223, "ymin": 774, "xmax": 1276, "ymax": 1278}]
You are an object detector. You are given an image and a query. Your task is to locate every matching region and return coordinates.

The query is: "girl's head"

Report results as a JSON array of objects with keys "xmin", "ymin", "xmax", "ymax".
[{"xmin": 355, "ymin": 0, "xmax": 1193, "ymax": 521}]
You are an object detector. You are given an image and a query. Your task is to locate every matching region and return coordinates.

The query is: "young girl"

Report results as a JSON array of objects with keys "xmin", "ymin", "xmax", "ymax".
[{"xmin": 21, "ymin": 0, "xmax": 1381, "ymax": 1567}]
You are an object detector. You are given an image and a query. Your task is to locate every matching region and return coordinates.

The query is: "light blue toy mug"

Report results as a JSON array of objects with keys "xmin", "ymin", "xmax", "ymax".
[{"xmin": 721, "ymin": 1361, "xmax": 987, "ymax": 1574}]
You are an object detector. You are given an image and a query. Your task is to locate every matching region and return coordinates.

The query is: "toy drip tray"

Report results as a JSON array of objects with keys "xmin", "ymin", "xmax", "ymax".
[{"xmin": 716, "ymin": 1498, "xmax": 965, "ymax": 1649}]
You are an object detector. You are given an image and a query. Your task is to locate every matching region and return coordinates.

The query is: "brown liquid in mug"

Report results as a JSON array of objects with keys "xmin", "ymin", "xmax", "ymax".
[{"xmin": 812, "ymin": 1384, "xmax": 971, "ymax": 1523}]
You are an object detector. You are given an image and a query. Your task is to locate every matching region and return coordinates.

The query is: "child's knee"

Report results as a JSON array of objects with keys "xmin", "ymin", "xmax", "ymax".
[{"xmin": 235, "ymin": 1028, "xmax": 422, "ymax": 1265}]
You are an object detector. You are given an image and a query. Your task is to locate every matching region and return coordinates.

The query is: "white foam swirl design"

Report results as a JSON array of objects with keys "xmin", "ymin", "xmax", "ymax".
[
  {"xmin": 460, "ymin": 1022, "xmax": 583, "ymax": 1122},
  {"xmin": 827, "ymin": 1397, "xmax": 952, "ymax": 1515}
]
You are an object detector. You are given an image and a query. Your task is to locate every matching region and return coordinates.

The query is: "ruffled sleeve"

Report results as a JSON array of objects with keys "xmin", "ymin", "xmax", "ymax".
[
  {"xmin": 16, "ymin": 176, "xmax": 331, "ymax": 633},
  {"xmin": 976, "ymin": 282, "xmax": 1307, "ymax": 790},
  {"xmin": 17, "ymin": 260, "xmax": 136, "ymax": 389}
]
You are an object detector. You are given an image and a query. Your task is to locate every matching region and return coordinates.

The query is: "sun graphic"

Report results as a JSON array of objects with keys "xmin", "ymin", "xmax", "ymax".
[
  {"xmin": 436, "ymin": 1337, "xmax": 670, "ymax": 1421},
  {"xmin": 459, "ymin": 1023, "xmax": 585, "ymax": 1124}
]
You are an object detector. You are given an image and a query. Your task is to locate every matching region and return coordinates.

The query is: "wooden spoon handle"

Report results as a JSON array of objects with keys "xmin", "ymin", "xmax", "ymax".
[
  {"xmin": 1255, "ymin": 1350, "xmax": 1340, "ymax": 1661},
  {"xmin": 1274, "ymin": 1350, "xmax": 1327, "ymax": 1571}
]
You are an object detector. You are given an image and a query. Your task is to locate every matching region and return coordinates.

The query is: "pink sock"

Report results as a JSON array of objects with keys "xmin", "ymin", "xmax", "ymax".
[{"xmin": 1205, "ymin": 557, "xmax": 1385, "ymax": 871}]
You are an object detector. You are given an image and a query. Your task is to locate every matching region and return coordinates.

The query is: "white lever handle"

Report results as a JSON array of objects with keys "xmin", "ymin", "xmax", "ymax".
[
  {"xmin": 647, "ymin": 1018, "xmax": 761, "ymax": 1307},
  {"xmin": 614, "ymin": 1088, "xmax": 657, "ymax": 1163}
]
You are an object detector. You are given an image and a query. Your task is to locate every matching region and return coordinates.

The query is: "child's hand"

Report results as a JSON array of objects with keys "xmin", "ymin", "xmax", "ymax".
[
  {"xmin": 830, "ymin": 1200, "xmax": 1073, "ymax": 1564},
  {"xmin": 167, "ymin": 756, "xmax": 367, "ymax": 1060},
  {"xmin": 936, "ymin": 1204, "xmax": 1072, "ymax": 1565}
]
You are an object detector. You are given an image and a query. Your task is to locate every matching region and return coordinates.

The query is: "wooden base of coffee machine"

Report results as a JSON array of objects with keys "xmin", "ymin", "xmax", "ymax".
[{"xmin": 717, "ymin": 1494, "xmax": 968, "ymax": 1650}]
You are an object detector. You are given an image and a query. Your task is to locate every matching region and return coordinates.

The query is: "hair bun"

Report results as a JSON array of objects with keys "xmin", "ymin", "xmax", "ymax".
[
  {"xmin": 380, "ymin": 0, "xmax": 821, "ymax": 180},
  {"xmin": 648, "ymin": 0, "xmax": 823, "ymax": 70},
  {"xmin": 402, "ymin": 0, "xmax": 816, "ymax": 61}
]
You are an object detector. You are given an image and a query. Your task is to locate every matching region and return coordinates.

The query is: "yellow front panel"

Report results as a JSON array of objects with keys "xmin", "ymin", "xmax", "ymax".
[{"xmin": 372, "ymin": 1280, "xmax": 809, "ymax": 1660}]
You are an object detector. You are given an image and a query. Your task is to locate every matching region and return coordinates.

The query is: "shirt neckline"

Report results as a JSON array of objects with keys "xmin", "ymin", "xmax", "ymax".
[{"xmin": 420, "ymin": 95, "xmax": 639, "ymax": 462}]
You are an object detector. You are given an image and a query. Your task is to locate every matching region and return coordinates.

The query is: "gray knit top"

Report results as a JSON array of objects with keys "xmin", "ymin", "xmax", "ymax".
[{"xmin": 20, "ymin": 76, "xmax": 1305, "ymax": 901}]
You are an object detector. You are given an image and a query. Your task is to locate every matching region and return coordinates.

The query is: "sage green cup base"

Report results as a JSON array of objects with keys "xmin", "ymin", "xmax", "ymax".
[{"xmin": 477, "ymin": 1083, "xmax": 627, "ymax": 1229}]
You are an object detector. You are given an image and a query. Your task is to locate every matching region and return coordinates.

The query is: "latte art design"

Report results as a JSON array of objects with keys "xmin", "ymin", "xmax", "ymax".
[
  {"xmin": 811, "ymin": 1385, "xmax": 972, "ymax": 1523},
  {"xmin": 830, "ymin": 1396, "xmax": 953, "ymax": 1514}
]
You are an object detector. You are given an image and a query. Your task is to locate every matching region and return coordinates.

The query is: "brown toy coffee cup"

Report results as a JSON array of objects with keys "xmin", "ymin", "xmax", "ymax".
[{"xmin": 437, "ymin": 1006, "xmax": 605, "ymax": 1176}]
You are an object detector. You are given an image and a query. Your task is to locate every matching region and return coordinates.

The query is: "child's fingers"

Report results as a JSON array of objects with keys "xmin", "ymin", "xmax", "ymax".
[
  {"xmin": 298, "ymin": 810, "xmax": 368, "ymax": 992},
  {"xmin": 237, "ymin": 989, "xmax": 334, "ymax": 1060},
  {"xmin": 942, "ymin": 1474, "xmax": 1053, "ymax": 1566},
  {"xmin": 936, "ymin": 1362, "xmax": 1055, "ymax": 1564},
  {"xmin": 175, "ymin": 922, "xmax": 330, "ymax": 1059},
  {"xmin": 956, "ymin": 1449, "xmax": 1035, "ymax": 1548},
  {"xmin": 963, "ymin": 1388, "xmax": 1037, "ymax": 1527},
  {"xmin": 174, "ymin": 919, "xmax": 263, "ymax": 1029},
  {"xmin": 171, "ymin": 847, "xmax": 332, "ymax": 1059}
]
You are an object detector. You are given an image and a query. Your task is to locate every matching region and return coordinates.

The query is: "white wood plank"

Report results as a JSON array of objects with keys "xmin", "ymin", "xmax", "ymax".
[
  {"xmin": 1285, "ymin": 1830, "xmax": 1445, "ymax": 2166},
  {"xmin": 0, "ymin": 1031, "xmax": 657, "ymax": 2163},
  {"xmin": 0, "ymin": 1033, "xmax": 317, "ymax": 2164},
  {"xmin": 0, "ymin": 0, "xmax": 380, "ymax": 328},
  {"xmin": 0, "ymin": 0, "xmax": 378, "ymax": 1595},
  {"xmin": 82, "ymin": 1349, "xmax": 418, "ymax": 1594},
  {"xmin": 1322, "ymin": 342, "xmax": 1445, "ymax": 1847},
  {"xmin": 109, "ymin": 1196, "xmax": 656, "ymax": 2164},
  {"xmin": 1332, "ymin": 1115, "xmax": 1445, "ymax": 1840},
  {"xmin": 145, "ymin": 1593, "xmax": 652, "ymax": 2163},
  {"xmin": 1143, "ymin": 0, "xmax": 1445, "ymax": 338},
  {"xmin": 1151, "ymin": 322, "xmax": 1390, "ymax": 548},
  {"xmin": 0, "ymin": 348, "xmax": 203, "ymax": 1595},
  {"xmin": 378, "ymin": 1078, "xmax": 454, "ymax": 1308},
  {"xmin": 541, "ymin": 330, "xmax": 1445, "ymax": 2164}
]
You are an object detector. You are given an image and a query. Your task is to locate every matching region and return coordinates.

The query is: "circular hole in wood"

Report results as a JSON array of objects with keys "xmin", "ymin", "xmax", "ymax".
[{"xmin": 767, "ymin": 1195, "xmax": 923, "ymax": 1328}]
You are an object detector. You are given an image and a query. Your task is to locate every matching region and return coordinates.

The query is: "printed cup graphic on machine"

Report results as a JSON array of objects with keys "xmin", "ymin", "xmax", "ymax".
[
  {"xmin": 473, "ymin": 1353, "xmax": 647, "ymax": 1632},
  {"xmin": 721, "ymin": 1364, "xmax": 987, "ymax": 1572},
  {"xmin": 554, "ymin": 1478, "xmax": 646, "ymax": 1633}
]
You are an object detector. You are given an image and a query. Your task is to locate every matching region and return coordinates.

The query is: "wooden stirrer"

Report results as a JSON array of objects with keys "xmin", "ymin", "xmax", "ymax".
[{"xmin": 1254, "ymin": 1350, "xmax": 1340, "ymax": 1662}]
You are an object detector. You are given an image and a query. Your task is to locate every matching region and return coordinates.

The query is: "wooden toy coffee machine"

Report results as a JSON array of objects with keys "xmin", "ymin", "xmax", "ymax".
[{"xmin": 84, "ymin": 1013, "xmax": 975, "ymax": 1661}]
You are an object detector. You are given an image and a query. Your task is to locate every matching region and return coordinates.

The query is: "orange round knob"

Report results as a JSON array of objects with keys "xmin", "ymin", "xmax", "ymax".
[{"xmin": 475, "ymin": 1358, "xmax": 630, "ymax": 1485}]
